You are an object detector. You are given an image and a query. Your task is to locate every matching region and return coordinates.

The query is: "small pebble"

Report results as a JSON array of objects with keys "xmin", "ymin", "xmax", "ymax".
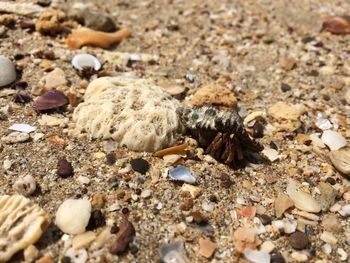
[
  {"xmin": 288, "ymin": 231, "xmax": 309, "ymax": 250},
  {"xmin": 0, "ymin": 55, "xmax": 16, "ymax": 87},
  {"xmin": 1, "ymin": 132, "xmax": 30, "ymax": 144},
  {"xmin": 270, "ymin": 252, "xmax": 286, "ymax": 263},
  {"xmin": 140, "ymin": 189, "xmax": 152, "ymax": 199},
  {"xmin": 130, "ymin": 158, "xmax": 149, "ymax": 174},
  {"xmin": 3, "ymin": 159, "xmax": 12, "ymax": 170},
  {"xmin": 87, "ymin": 210, "xmax": 106, "ymax": 230},
  {"xmin": 259, "ymin": 214, "xmax": 272, "ymax": 225},
  {"xmin": 57, "ymin": 159, "xmax": 73, "ymax": 178},
  {"xmin": 198, "ymin": 238, "xmax": 216, "ymax": 258},
  {"xmin": 320, "ymin": 231, "xmax": 338, "ymax": 244},
  {"xmin": 339, "ymin": 204, "xmax": 350, "ymax": 217},
  {"xmin": 13, "ymin": 174, "xmax": 36, "ymax": 196},
  {"xmin": 337, "ymin": 248, "xmax": 348, "ymax": 261},
  {"xmin": 55, "ymin": 199, "xmax": 91, "ymax": 235}
]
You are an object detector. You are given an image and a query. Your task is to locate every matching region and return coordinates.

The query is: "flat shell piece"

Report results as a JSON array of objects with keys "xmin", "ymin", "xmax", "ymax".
[
  {"xmin": 9, "ymin": 123, "xmax": 36, "ymax": 133},
  {"xmin": 329, "ymin": 150, "xmax": 350, "ymax": 175},
  {"xmin": 168, "ymin": 165, "xmax": 196, "ymax": 184},
  {"xmin": 159, "ymin": 241, "xmax": 190, "ymax": 263},
  {"xmin": 0, "ymin": 195, "xmax": 50, "ymax": 262}
]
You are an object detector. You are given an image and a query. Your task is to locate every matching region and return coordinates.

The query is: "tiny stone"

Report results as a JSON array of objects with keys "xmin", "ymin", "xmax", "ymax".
[
  {"xmin": 13, "ymin": 174, "xmax": 36, "ymax": 196},
  {"xmin": 291, "ymin": 251, "xmax": 308, "ymax": 262},
  {"xmin": 271, "ymin": 252, "xmax": 286, "ymax": 263},
  {"xmin": 320, "ymin": 231, "xmax": 337, "ymax": 244},
  {"xmin": 337, "ymin": 248, "xmax": 348, "ymax": 261},
  {"xmin": 259, "ymin": 214, "xmax": 272, "ymax": 225},
  {"xmin": 281, "ymin": 83, "xmax": 292, "ymax": 92},
  {"xmin": 202, "ymin": 202, "xmax": 214, "ymax": 212},
  {"xmin": 57, "ymin": 159, "xmax": 73, "ymax": 178},
  {"xmin": 261, "ymin": 240, "xmax": 275, "ymax": 253},
  {"xmin": 288, "ymin": 232, "xmax": 309, "ymax": 250},
  {"xmin": 198, "ymin": 238, "xmax": 216, "ymax": 258},
  {"xmin": 106, "ymin": 152, "xmax": 116, "ymax": 165},
  {"xmin": 141, "ymin": 189, "xmax": 152, "ymax": 199},
  {"xmin": 190, "ymin": 211, "xmax": 208, "ymax": 224},
  {"xmin": 1, "ymin": 132, "xmax": 30, "ymax": 144},
  {"xmin": 87, "ymin": 210, "xmax": 106, "ymax": 230},
  {"xmin": 24, "ymin": 245, "xmax": 39, "ymax": 263},
  {"xmin": 220, "ymin": 173, "xmax": 234, "ymax": 188},
  {"xmin": 3, "ymin": 159, "xmax": 12, "ymax": 170},
  {"xmin": 130, "ymin": 158, "xmax": 149, "ymax": 174}
]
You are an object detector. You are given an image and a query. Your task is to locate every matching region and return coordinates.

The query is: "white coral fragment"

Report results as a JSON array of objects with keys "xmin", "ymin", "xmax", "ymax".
[
  {"xmin": 0, "ymin": 195, "xmax": 50, "ymax": 262},
  {"xmin": 71, "ymin": 77, "xmax": 182, "ymax": 152}
]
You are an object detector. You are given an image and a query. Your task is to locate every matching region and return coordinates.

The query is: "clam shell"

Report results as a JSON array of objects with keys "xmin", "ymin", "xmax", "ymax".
[
  {"xmin": 168, "ymin": 165, "xmax": 196, "ymax": 184},
  {"xmin": 286, "ymin": 180, "xmax": 321, "ymax": 213},
  {"xmin": 330, "ymin": 150, "xmax": 350, "ymax": 175},
  {"xmin": 33, "ymin": 89, "xmax": 68, "ymax": 111},
  {"xmin": 72, "ymin": 54, "xmax": 101, "ymax": 71}
]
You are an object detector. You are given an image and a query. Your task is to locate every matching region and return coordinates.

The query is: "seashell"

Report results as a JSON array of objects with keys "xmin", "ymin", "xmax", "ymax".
[
  {"xmin": 322, "ymin": 16, "xmax": 350, "ymax": 34},
  {"xmin": 0, "ymin": 195, "xmax": 50, "ymax": 262},
  {"xmin": 33, "ymin": 89, "xmax": 68, "ymax": 111},
  {"xmin": 72, "ymin": 54, "xmax": 101, "ymax": 71},
  {"xmin": 66, "ymin": 27, "xmax": 131, "ymax": 49},
  {"xmin": 168, "ymin": 165, "xmax": 196, "ymax": 184},
  {"xmin": 159, "ymin": 241, "xmax": 190, "ymax": 263},
  {"xmin": 321, "ymin": 130, "xmax": 347, "ymax": 151},
  {"xmin": 286, "ymin": 180, "xmax": 321, "ymax": 213},
  {"xmin": 9, "ymin": 123, "xmax": 36, "ymax": 133},
  {"xmin": 329, "ymin": 150, "xmax": 350, "ymax": 175},
  {"xmin": 0, "ymin": 56, "xmax": 16, "ymax": 87}
]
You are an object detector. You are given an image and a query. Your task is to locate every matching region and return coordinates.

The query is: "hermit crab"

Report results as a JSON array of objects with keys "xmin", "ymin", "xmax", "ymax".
[{"xmin": 177, "ymin": 105, "xmax": 263, "ymax": 166}]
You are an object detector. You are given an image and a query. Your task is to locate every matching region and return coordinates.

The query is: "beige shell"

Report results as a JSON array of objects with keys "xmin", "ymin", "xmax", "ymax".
[{"xmin": 0, "ymin": 195, "xmax": 50, "ymax": 262}]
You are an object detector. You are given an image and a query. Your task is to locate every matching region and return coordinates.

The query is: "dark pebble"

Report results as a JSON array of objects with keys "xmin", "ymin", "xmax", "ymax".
[
  {"xmin": 110, "ymin": 223, "xmax": 119, "ymax": 234},
  {"xmin": 271, "ymin": 252, "xmax": 286, "ymax": 263},
  {"xmin": 281, "ymin": 83, "xmax": 292, "ymax": 92},
  {"xmin": 87, "ymin": 209, "xmax": 106, "ymax": 230},
  {"xmin": 301, "ymin": 35, "xmax": 315, "ymax": 43},
  {"xmin": 130, "ymin": 158, "xmax": 149, "ymax": 174},
  {"xmin": 135, "ymin": 188, "xmax": 142, "ymax": 195},
  {"xmin": 288, "ymin": 231, "xmax": 309, "ymax": 250},
  {"xmin": 122, "ymin": 207, "xmax": 130, "ymax": 214},
  {"xmin": 252, "ymin": 120, "xmax": 264, "ymax": 138},
  {"xmin": 57, "ymin": 159, "xmax": 73, "ymax": 178},
  {"xmin": 15, "ymin": 81, "xmax": 28, "ymax": 89},
  {"xmin": 259, "ymin": 214, "xmax": 272, "ymax": 225},
  {"xmin": 61, "ymin": 256, "xmax": 71, "ymax": 263},
  {"xmin": 106, "ymin": 152, "xmax": 116, "ymax": 165},
  {"xmin": 326, "ymin": 177, "xmax": 336, "ymax": 185},
  {"xmin": 129, "ymin": 244, "xmax": 139, "ymax": 254},
  {"xmin": 185, "ymin": 73, "xmax": 195, "ymax": 83},
  {"xmin": 220, "ymin": 173, "xmax": 233, "ymax": 188},
  {"xmin": 12, "ymin": 92, "xmax": 32, "ymax": 104},
  {"xmin": 190, "ymin": 211, "xmax": 208, "ymax": 224}
]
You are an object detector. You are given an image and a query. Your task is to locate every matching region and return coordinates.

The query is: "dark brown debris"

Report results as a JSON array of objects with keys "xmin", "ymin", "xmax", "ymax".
[
  {"xmin": 321, "ymin": 16, "xmax": 350, "ymax": 34},
  {"xmin": 109, "ymin": 213, "xmax": 136, "ymax": 255},
  {"xmin": 33, "ymin": 89, "xmax": 68, "ymax": 112}
]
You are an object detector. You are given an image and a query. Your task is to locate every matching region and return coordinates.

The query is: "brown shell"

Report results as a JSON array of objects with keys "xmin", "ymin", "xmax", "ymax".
[{"xmin": 33, "ymin": 89, "xmax": 68, "ymax": 111}]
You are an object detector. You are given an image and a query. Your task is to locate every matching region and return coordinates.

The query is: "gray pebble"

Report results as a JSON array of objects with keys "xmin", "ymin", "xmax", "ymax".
[
  {"xmin": 1, "ymin": 132, "xmax": 30, "ymax": 144},
  {"xmin": 0, "ymin": 56, "xmax": 16, "ymax": 87}
]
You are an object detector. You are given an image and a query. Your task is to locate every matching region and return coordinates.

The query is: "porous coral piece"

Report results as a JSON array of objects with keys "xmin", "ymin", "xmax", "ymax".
[
  {"xmin": 0, "ymin": 195, "xmax": 50, "ymax": 262},
  {"xmin": 191, "ymin": 84, "xmax": 237, "ymax": 108},
  {"xmin": 65, "ymin": 27, "xmax": 131, "ymax": 49},
  {"xmin": 71, "ymin": 77, "xmax": 182, "ymax": 152},
  {"xmin": 35, "ymin": 10, "xmax": 74, "ymax": 35}
]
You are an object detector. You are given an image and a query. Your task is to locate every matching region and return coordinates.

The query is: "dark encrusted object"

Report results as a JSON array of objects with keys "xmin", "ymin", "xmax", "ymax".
[{"xmin": 177, "ymin": 105, "xmax": 263, "ymax": 166}]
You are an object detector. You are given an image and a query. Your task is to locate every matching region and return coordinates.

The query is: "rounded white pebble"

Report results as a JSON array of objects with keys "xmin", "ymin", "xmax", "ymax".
[
  {"xmin": 0, "ymin": 56, "xmax": 16, "ymax": 87},
  {"xmin": 55, "ymin": 199, "xmax": 91, "ymax": 235}
]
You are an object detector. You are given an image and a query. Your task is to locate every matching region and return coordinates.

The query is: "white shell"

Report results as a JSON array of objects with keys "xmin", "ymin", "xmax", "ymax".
[
  {"xmin": 321, "ymin": 130, "xmax": 347, "ymax": 151},
  {"xmin": 9, "ymin": 123, "xmax": 36, "ymax": 133},
  {"xmin": 286, "ymin": 180, "xmax": 321, "ymax": 213},
  {"xmin": 168, "ymin": 165, "xmax": 196, "ymax": 184},
  {"xmin": 72, "ymin": 54, "xmax": 101, "ymax": 71},
  {"xmin": 0, "ymin": 56, "xmax": 16, "ymax": 87}
]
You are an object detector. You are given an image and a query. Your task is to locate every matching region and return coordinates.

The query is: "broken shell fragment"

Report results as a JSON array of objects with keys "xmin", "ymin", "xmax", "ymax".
[
  {"xmin": 322, "ymin": 16, "xmax": 350, "ymax": 34},
  {"xmin": 159, "ymin": 241, "xmax": 190, "ymax": 263},
  {"xmin": 72, "ymin": 54, "xmax": 101, "ymax": 71},
  {"xmin": 33, "ymin": 90, "xmax": 68, "ymax": 112},
  {"xmin": 0, "ymin": 195, "xmax": 50, "ymax": 263},
  {"xmin": 321, "ymin": 130, "xmax": 347, "ymax": 151},
  {"xmin": 286, "ymin": 180, "xmax": 321, "ymax": 213},
  {"xmin": 329, "ymin": 150, "xmax": 350, "ymax": 175},
  {"xmin": 66, "ymin": 27, "xmax": 131, "ymax": 49},
  {"xmin": 168, "ymin": 165, "xmax": 196, "ymax": 184}
]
